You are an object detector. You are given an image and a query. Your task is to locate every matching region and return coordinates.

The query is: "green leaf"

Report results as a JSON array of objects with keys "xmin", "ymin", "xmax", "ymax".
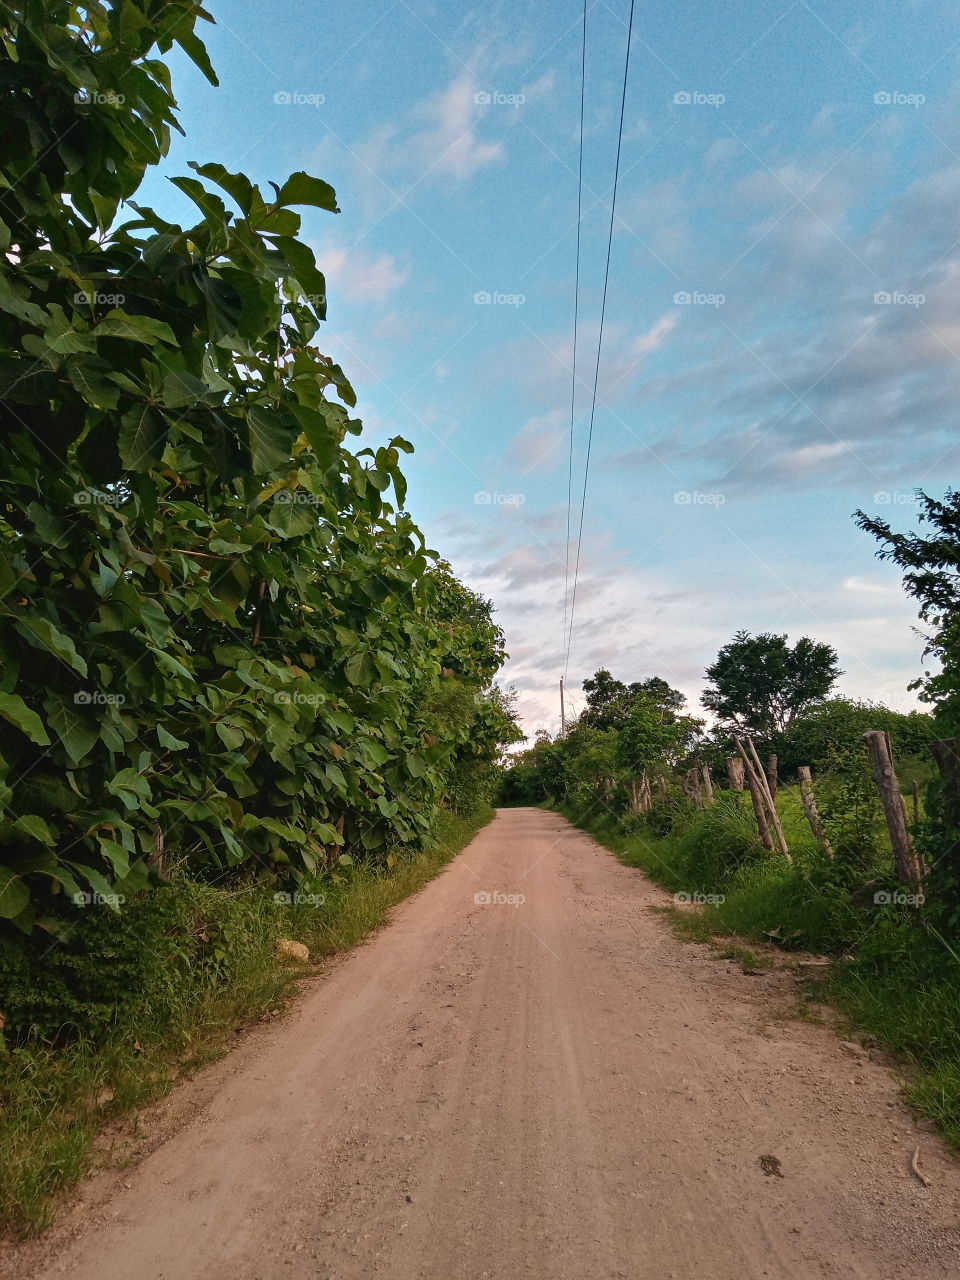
[
  {"xmin": 15, "ymin": 815, "xmax": 55, "ymax": 846},
  {"xmin": 0, "ymin": 691, "xmax": 50, "ymax": 745},
  {"xmin": 247, "ymin": 405, "xmax": 298, "ymax": 473},
  {"xmin": 277, "ymin": 172, "xmax": 339, "ymax": 212},
  {"xmin": 0, "ymin": 867, "xmax": 29, "ymax": 919},
  {"xmin": 157, "ymin": 725, "xmax": 189, "ymax": 750},
  {"xmin": 96, "ymin": 311, "xmax": 177, "ymax": 345},
  {"xmin": 406, "ymin": 752, "xmax": 427, "ymax": 778},
  {"xmin": 161, "ymin": 369, "xmax": 210, "ymax": 408},
  {"xmin": 119, "ymin": 405, "xmax": 166, "ymax": 470},
  {"xmin": 45, "ymin": 693, "xmax": 98, "ymax": 764},
  {"xmin": 15, "ymin": 618, "xmax": 87, "ymax": 675},
  {"xmin": 96, "ymin": 837, "xmax": 130, "ymax": 879}
]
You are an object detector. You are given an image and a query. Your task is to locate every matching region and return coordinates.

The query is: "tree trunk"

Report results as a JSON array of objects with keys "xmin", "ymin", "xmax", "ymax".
[
  {"xmin": 863, "ymin": 730, "xmax": 922, "ymax": 884},
  {"xmin": 798, "ymin": 765, "xmax": 832, "ymax": 858},
  {"xmin": 766, "ymin": 753, "xmax": 778, "ymax": 800}
]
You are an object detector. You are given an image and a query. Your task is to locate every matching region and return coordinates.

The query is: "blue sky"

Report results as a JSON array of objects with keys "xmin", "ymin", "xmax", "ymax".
[{"xmin": 142, "ymin": 0, "xmax": 959, "ymax": 735}]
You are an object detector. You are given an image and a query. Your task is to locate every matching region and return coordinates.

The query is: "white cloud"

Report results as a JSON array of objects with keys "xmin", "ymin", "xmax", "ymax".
[
  {"xmin": 318, "ymin": 247, "xmax": 408, "ymax": 304},
  {"xmin": 508, "ymin": 408, "xmax": 566, "ymax": 475},
  {"xmin": 412, "ymin": 71, "xmax": 503, "ymax": 180}
]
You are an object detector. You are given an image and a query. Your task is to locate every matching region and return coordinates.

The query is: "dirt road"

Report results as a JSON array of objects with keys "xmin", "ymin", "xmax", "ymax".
[{"xmin": 8, "ymin": 807, "xmax": 960, "ymax": 1279}]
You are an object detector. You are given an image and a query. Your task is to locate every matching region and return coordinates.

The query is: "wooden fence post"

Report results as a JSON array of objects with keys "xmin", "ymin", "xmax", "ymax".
[
  {"xmin": 726, "ymin": 756, "xmax": 745, "ymax": 792},
  {"xmin": 701, "ymin": 765, "xmax": 714, "ymax": 806},
  {"xmin": 735, "ymin": 738, "xmax": 774, "ymax": 852},
  {"xmin": 767, "ymin": 753, "xmax": 778, "ymax": 800},
  {"xmin": 798, "ymin": 765, "xmax": 832, "ymax": 858},
  {"xmin": 745, "ymin": 736, "xmax": 791, "ymax": 860},
  {"xmin": 863, "ymin": 730, "xmax": 922, "ymax": 884}
]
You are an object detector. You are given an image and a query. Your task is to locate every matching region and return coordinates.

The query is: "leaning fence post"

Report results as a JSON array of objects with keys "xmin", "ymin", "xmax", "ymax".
[
  {"xmin": 798, "ymin": 765, "xmax": 832, "ymax": 858},
  {"xmin": 745, "ymin": 736, "xmax": 791, "ymax": 860},
  {"xmin": 863, "ymin": 730, "xmax": 922, "ymax": 884},
  {"xmin": 735, "ymin": 739, "xmax": 774, "ymax": 852}
]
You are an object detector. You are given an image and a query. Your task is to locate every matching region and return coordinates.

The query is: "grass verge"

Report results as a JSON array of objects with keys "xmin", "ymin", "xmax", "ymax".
[
  {"xmin": 564, "ymin": 796, "xmax": 960, "ymax": 1153},
  {"xmin": 0, "ymin": 806, "xmax": 491, "ymax": 1238}
]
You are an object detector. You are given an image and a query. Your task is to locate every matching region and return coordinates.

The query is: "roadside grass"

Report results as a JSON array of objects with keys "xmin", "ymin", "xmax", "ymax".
[
  {"xmin": 566, "ymin": 791, "xmax": 960, "ymax": 1154},
  {"xmin": 0, "ymin": 807, "xmax": 490, "ymax": 1238}
]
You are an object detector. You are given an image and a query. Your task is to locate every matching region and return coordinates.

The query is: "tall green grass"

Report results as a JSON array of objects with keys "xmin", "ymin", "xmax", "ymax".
[{"xmin": 0, "ymin": 808, "xmax": 490, "ymax": 1238}]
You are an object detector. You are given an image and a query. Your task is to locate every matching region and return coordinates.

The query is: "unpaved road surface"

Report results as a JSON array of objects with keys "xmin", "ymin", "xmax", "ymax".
[{"xmin": 7, "ymin": 807, "xmax": 960, "ymax": 1279}]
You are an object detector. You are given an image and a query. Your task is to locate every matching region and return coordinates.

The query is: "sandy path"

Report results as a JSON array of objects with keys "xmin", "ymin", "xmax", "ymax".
[{"xmin": 6, "ymin": 807, "xmax": 960, "ymax": 1279}]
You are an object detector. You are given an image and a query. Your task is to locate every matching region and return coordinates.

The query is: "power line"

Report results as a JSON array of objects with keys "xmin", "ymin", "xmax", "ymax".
[
  {"xmin": 563, "ymin": 0, "xmax": 636, "ymax": 680},
  {"xmin": 562, "ymin": 0, "xmax": 587, "ymax": 671}
]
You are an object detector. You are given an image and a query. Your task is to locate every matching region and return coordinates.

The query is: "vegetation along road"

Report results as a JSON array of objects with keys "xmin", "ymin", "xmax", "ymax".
[{"xmin": 6, "ymin": 807, "xmax": 960, "ymax": 1280}]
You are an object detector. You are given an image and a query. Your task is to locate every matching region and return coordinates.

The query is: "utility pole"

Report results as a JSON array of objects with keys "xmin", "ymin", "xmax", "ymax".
[{"xmin": 560, "ymin": 676, "xmax": 566, "ymax": 735}]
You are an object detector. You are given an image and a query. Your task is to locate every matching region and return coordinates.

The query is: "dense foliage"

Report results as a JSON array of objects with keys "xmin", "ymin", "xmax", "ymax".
[
  {"xmin": 0, "ymin": 2, "xmax": 518, "ymax": 940},
  {"xmin": 701, "ymin": 630, "xmax": 840, "ymax": 737}
]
